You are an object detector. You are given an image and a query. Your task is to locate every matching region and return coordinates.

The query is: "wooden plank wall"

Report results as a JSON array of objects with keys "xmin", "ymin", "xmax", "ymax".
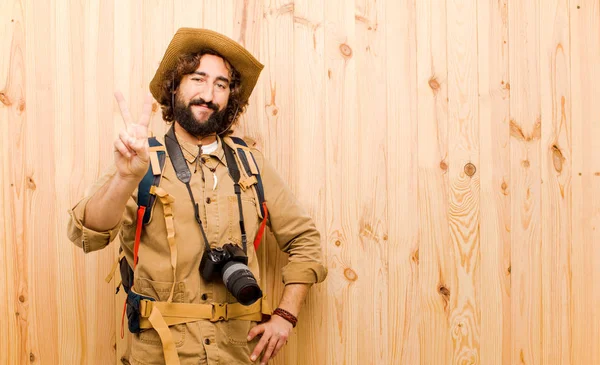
[{"xmin": 1, "ymin": 0, "xmax": 599, "ymax": 364}]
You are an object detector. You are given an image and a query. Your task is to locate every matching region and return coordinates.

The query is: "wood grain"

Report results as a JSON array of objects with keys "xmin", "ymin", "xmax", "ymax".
[
  {"xmin": 291, "ymin": 1, "xmax": 327, "ymax": 364},
  {"xmin": 509, "ymin": 1, "xmax": 543, "ymax": 364},
  {"xmin": 539, "ymin": 1, "xmax": 572, "ymax": 364},
  {"xmin": 477, "ymin": 0, "xmax": 511, "ymax": 364},
  {"xmin": 2, "ymin": 1, "xmax": 600, "ymax": 364},
  {"xmin": 570, "ymin": 1, "xmax": 600, "ymax": 365},
  {"xmin": 446, "ymin": 0, "xmax": 481, "ymax": 363},
  {"xmin": 354, "ymin": 0, "xmax": 389, "ymax": 363},
  {"xmin": 416, "ymin": 0, "xmax": 453, "ymax": 363},
  {"xmin": 323, "ymin": 0, "xmax": 360, "ymax": 363},
  {"xmin": 385, "ymin": 0, "xmax": 420, "ymax": 364},
  {"xmin": 260, "ymin": 1, "xmax": 297, "ymax": 364},
  {"xmin": 1, "ymin": 1, "xmax": 28, "ymax": 365}
]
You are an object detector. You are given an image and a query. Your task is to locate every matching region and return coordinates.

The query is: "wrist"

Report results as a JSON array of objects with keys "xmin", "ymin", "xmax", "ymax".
[{"xmin": 273, "ymin": 307, "xmax": 297, "ymax": 328}]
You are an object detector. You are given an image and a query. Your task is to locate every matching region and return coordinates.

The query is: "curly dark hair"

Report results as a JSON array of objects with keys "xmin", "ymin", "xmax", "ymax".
[{"xmin": 158, "ymin": 49, "xmax": 247, "ymax": 135}]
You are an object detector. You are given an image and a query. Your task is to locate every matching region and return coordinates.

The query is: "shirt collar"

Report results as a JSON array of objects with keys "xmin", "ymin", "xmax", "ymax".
[{"xmin": 174, "ymin": 131, "xmax": 227, "ymax": 166}]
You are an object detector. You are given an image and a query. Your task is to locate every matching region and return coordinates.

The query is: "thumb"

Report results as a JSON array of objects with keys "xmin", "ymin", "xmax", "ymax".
[{"xmin": 247, "ymin": 323, "xmax": 265, "ymax": 341}]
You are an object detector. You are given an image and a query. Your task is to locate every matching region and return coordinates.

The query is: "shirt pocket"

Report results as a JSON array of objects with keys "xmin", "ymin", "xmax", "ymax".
[
  {"xmin": 135, "ymin": 278, "xmax": 187, "ymax": 348},
  {"xmin": 216, "ymin": 319, "xmax": 257, "ymax": 348}
]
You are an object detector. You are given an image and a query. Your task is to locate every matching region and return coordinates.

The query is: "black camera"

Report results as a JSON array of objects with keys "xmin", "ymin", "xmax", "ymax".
[{"xmin": 199, "ymin": 243, "xmax": 262, "ymax": 306}]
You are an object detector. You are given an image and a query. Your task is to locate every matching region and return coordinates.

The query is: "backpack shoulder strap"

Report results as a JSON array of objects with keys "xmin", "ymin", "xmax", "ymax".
[
  {"xmin": 223, "ymin": 137, "xmax": 269, "ymax": 251},
  {"xmin": 226, "ymin": 137, "xmax": 266, "ymax": 218},
  {"xmin": 138, "ymin": 137, "xmax": 167, "ymax": 224}
]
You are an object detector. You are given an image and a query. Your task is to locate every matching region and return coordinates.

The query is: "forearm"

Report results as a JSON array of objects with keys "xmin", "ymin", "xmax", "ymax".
[
  {"xmin": 275, "ymin": 283, "xmax": 311, "ymax": 317},
  {"xmin": 83, "ymin": 174, "xmax": 138, "ymax": 231}
]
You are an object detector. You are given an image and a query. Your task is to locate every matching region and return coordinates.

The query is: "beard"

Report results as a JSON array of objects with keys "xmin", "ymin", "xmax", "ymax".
[{"xmin": 173, "ymin": 95, "xmax": 229, "ymax": 137}]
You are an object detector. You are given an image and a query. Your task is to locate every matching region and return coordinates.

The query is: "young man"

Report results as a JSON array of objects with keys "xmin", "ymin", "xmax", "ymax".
[{"xmin": 67, "ymin": 28, "xmax": 327, "ymax": 365}]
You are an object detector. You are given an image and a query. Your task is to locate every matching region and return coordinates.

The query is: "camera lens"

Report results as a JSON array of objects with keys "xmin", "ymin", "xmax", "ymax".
[{"xmin": 221, "ymin": 261, "xmax": 262, "ymax": 306}]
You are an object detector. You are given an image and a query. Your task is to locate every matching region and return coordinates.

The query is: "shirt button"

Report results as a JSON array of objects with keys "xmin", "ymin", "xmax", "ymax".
[
  {"xmin": 206, "ymin": 197, "xmax": 211, "ymax": 204},
  {"xmin": 201, "ymin": 293, "xmax": 208, "ymax": 301},
  {"xmin": 204, "ymin": 338, "xmax": 211, "ymax": 345}
]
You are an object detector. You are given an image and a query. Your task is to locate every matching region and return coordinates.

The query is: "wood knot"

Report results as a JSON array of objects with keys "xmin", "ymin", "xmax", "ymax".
[
  {"xmin": 438, "ymin": 285, "xmax": 450, "ymax": 298},
  {"xmin": 507, "ymin": 265, "xmax": 511, "ymax": 275},
  {"xmin": 0, "ymin": 92, "xmax": 11, "ymax": 106},
  {"xmin": 151, "ymin": 102, "xmax": 158, "ymax": 113},
  {"xmin": 30, "ymin": 353, "xmax": 35, "ymax": 362},
  {"xmin": 521, "ymin": 160, "xmax": 530, "ymax": 169},
  {"xmin": 440, "ymin": 161, "xmax": 448, "ymax": 171},
  {"xmin": 411, "ymin": 248, "xmax": 419, "ymax": 264},
  {"xmin": 271, "ymin": 107, "xmax": 278, "ymax": 116},
  {"xmin": 344, "ymin": 268, "xmax": 358, "ymax": 282},
  {"xmin": 464, "ymin": 163, "xmax": 476, "ymax": 177},
  {"xmin": 17, "ymin": 99, "xmax": 26, "ymax": 113},
  {"xmin": 382, "ymin": 234, "xmax": 388, "ymax": 241},
  {"xmin": 428, "ymin": 76, "xmax": 440, "ymax": 94},
  {"xmin": 328, "ymin": 69, "xmax": 332, "ymax": 79},
  {"xmin": 334, "ymin": 240, "xmax": 341, "ymax": 247},
  {"xmin": 27, "ymin": 176, "xmax": 36, "ymax": 190},
  {"xmin": 501, "ymin": 180, "xmax": 508, "ymax": 195},
  {"xmin": 551, "ymin": 145, "xmax": 564, "ymax": 173},
  {"xmin": 19, "ymin": 295, "xmax": 25, "ymax": 303},
  {"xmin": 339, "ymin": 43, "xmax": 353, "ymax": 58}
]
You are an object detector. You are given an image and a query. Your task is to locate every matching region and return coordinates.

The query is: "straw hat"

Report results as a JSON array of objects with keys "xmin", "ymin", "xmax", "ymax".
[{"xmin": 150, "ymin": 28, "xmax": 263, "ymax": 105}]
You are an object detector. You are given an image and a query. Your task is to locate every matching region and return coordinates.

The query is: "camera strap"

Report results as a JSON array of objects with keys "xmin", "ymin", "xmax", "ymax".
[
  {"xmin": 222, "ymin": 140, "xmax": 248, "ymax": 254},
  {"xmin": 165, "ymin": 126, "xmax": 248, "ymax": 255},
  {"xmin": 165, "ymin": 127, "xmax": 212, "ymax": 254}
]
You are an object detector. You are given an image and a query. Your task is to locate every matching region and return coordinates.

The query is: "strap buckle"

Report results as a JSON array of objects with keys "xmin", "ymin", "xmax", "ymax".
[
  {"xmin": 139, "ymin": 299, "xmax": 154, "ymax": 318},
  {"xmin": 239, "ymin": 176, "xmax": 258, "ymax": 191},
  {"xmin": 210, "ymin": 303, "xmax": 228, "ymax": 322}
]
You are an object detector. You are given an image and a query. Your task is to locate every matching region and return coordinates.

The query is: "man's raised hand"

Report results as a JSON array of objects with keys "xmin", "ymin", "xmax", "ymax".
[{"xmin": 113, "ymin": 91, "xmax": 153, "ymax": 181}]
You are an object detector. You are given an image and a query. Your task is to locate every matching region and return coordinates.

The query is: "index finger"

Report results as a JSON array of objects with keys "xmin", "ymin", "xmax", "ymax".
[
  {"xmin": 114, "ymin": 91, "xmax": 133, "ymax": 127},
  {"xmin": 138, "ymin": 92, "xmax": 154, "ymax": 128}
]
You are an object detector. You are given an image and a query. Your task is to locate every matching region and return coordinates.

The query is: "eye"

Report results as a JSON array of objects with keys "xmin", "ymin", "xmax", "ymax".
[
  {"xmin": 191, "ymin": 77, "xmax": 205, "ymax": 83},
  {"xmin": 216, "ymin": 83, "xmax": 227, "ymax": 90}
]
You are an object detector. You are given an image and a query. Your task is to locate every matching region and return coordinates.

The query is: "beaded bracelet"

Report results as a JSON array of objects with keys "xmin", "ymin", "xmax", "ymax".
[{"xmin": 273, "ymin": 308, "xmax": 298, "ymax": 328}]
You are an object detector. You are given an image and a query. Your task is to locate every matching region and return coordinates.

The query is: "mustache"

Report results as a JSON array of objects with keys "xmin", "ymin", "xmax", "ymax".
[{"xmin": 188, "ymin": 98, "xmax": 219, "ymax": 111}]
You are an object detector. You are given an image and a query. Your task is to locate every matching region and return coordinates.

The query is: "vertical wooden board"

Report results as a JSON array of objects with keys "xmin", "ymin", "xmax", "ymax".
[
  {"xmin": 233, "ymin": 0, "xmax": 266, "ymax": 147},
  {"xmin": 508, "ymin": 1, "xmax": 542, "ymax": 364},
  {"xmin": 569, "ymin": 1, "xmax": 600, "ymax": 365},
  {"xmin": 323, "ymin": 0, "xmax": 359, "ymax": 363},
  {"xmin": 446, "ymin": 0, "xmax": 481, "ymax": 363},
  {"xmin": 113, "ymin": 0, "xmax": 140, "ymax": 361},
  {"xmin": 354, "ymin": 0, "xmax": 389, "ymax": 363},
  {"xmin": 113, "ymin": 0, "xmax": 143, "ymax": 132},
  {"xmin": 202, "ymin": 0, "xmax": 235, "ymax": 37},
  {"xmin": 0, "ymin": 1, "xmax": 28, "ymax": 364},
  {"xmin": 476, "ymin": 0, "xmax": 511, "ymax": 364},
  {"xmin": 291, "ymin": 1, "xmax": 326, "ymax": 364},
  {"xmin": 53, "ymin": 0, "xmax": 87, "ymax": 362},
  {"xmin": 24, "ymin": 0, "xmax": 59, "ymax": 363},
  {"xmin": 385, "ymin": 0, "xmax": 420, "ymax": 363},
  {"xmin": 143, "ymin": 0, "xmax": 173, "ymax": 136},
  {"xmin": 83, "ymin": 1, "xmax": 117, "ymax": 363},
  {"xmin": 415, "ymin": 0, "xmax": 453, "ymax": 363},
  {"xmin": 539, "ymin": 1, "xmax": 572, "ymax": 364},
  {"xmin": 260, "ymin": 1, "xmax": 296, "ymax": 364},
  {"xmin": 173, "ymin": 0, "xmax": 204, "ymax": 29}
]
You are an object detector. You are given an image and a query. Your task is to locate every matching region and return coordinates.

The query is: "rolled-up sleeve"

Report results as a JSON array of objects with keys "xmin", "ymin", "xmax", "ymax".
[
  {"xmin": 255, "ymin": 150, "xmax": 328, "ymax": 285},
  {"xmin": 67, "ymin": 166, "xmax": 123, "ymax": 253}
]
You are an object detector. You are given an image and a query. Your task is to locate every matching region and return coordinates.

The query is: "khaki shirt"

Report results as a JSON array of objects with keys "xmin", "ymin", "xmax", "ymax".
[{"xmin": 67, "ymin": 135, "xmax": 327, "ymax": 365}]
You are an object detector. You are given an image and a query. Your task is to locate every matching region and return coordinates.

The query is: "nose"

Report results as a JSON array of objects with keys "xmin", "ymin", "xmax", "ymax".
[{"xmin": 199, "ymin": 84, "xmax": 214, "ymax": 103}]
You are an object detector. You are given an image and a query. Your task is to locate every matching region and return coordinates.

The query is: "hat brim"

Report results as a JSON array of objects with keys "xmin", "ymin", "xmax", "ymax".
[{"xmin": 150, "ymin": 28, "xmax": 263, "ymax": 105}]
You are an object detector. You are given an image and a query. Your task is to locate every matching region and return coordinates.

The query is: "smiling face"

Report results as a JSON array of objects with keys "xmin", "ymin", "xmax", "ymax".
[{"xmin": 173, "ymin": 54, "xmax": 233, "ymax": 137}]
